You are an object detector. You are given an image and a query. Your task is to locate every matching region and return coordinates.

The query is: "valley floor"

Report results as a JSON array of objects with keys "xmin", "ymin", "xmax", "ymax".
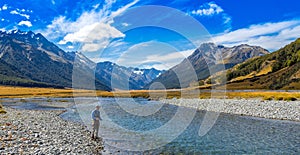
[{"xmin": 0, "ymin": 108, "xmax": 103, "ymax": 154}]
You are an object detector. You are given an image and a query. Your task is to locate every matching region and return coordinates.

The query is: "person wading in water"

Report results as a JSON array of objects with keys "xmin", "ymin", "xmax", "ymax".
[{"xmin": 91, "ymin": 105, "xmax": 102, "ymax": 139}]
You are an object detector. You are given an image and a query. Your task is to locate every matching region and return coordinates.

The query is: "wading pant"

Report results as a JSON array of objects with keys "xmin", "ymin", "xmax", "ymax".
[{"xmin": 92, "ymin": 120, "xmax": 100, "ymax": 138}]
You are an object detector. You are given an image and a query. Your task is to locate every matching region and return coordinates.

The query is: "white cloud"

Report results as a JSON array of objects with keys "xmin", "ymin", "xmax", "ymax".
[
  {"xmin": 59, "ymin": 22, "xmax": 124, "ymax": 45},
  {"xmin": 17, "ymin": 20, "xmax": 32, "ymax": 27},
  {"xmin": 90, "ymin": 57, "xmax": 116, "ymax": 63},
  {"xmin": 2, "ymin": 4, "xmax": 8, "ymax": 10},
  {"xmin": 67, "ymin": 45, "xmax": 74, "ymax": 49},
  {"xmin": 122, "ymin": 22, "xmax": 130, "ymax": 27},
  {"xmin": 223, "ymin": 14, "xmax": 231, "ymax": 24},
  {"xmin": 213, "ymin": 20, "xmax": 300, "ymax": 51},
  {"xmin": 41, "ymin": 0, "xmax": 138, "ymax": 52},
  {"xmin": 10, "ymin": 10, "xmax": 30, "ymax": 19},
  {"xmin": 81, "ymin": 41, "xmax": 110, "ymax": 52},
  {"xmin": 116, "ymin": 41, "xmax": 195, "ymax": 70},
  {"xmin": 191, "ymin": 2, "xmax": 223, "ymax": 16},
  {"xmin": 93, "ymin": 3, "xmax": 100, "ymax": 9},
  {"xmin": 191, "ymin": 1, "xmax": 231, "ymax": 29},
  {"xmin": 10, "ymin": 10, "xmax": 18, "ymax": 14},
  {"xmin": 108, "ymin": 0, "xmax": 139, "ymax": 23}
]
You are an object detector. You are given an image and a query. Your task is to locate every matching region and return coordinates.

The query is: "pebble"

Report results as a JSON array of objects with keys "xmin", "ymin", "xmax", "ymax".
[
  {"xmin": 161, "ymin": 99, "xmax": 300, "ymax": 121},
  {"xmin": 0, "ymin": 108, "xmax": 103, "ymax": 154}
]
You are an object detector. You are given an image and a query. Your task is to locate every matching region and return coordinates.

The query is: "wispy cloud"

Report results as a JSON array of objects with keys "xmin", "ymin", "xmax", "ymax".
[
  {"xmin": 108, "ymin": 0, "xmax": 139, "ymax": 23},
  {"xmin": 213, "ymin": 20, "xmax": 300, "ymax": 51},
  {"xmin": 139, "ymin": 48, "xmax": 195, "ymax": 70},
  {"xmin": 67, "ymin": 45, "xmax": 74, "ymax": 49},
  {"xmin": 191, "ymin": 2, "xmax": 223, "ymax": 16},
  {"xmin": 93, "ymin": 3, "xmax": 100, "ymax": 9},
  {"xmin": 18, "ymin": 20, "xmax": 32, "ymax": 27},
  {"xmin": 10, "ymin": 10, "xmax": 30, "ymax": 19},
  {"xmin": 51, "ymin": 0, "xmax": 56, "ymax": 5},
  {"xmin": 116, "ymin": 41, "xmax": 195, "ymax": 70},
  {"xmin": 190, "ymin": 1, "xmax": 231, "ymax": 30}
]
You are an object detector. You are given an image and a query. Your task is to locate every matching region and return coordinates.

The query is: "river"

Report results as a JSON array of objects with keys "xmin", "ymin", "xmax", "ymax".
[{"xmin": 2, "ymin": 97, "xmax": 299, "ymax": 154}]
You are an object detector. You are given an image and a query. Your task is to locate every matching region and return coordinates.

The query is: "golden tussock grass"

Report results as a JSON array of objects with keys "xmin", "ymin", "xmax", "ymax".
[
  {"xmin": 0, "ymin": 102, "xmax": 6, "ymax": 114},
  {"xmin": 0, "ymin": 86, "xmax": 299, "ymax": 101},
  {"xmin": 226, "ymin": 91, "xmax": 300, "ymax": 101}
]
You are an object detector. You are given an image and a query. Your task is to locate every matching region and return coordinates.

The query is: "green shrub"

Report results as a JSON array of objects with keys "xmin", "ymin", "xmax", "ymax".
[
  {"xmin": 58, "ymin": 100, "xmax": 69, "ymax": 102},
  {"xmin": 263, "ymin": 96, "xmax": 273, "ymax": 101},
  {"xmin": 283, "ymin": 97, "xmax": 297, "ymax": 101},
  {"xmin": 0, "ymin": 109, "xmax": 7, "ymax": 114},
  {"xmin": 20, "ymin": 99, "xmax": 27, "ymax": 102},
  {"xmin": 274, "ymin": 96, "xmax": 284, "ymax": 101},
  {"xmin": 47, "ymin": 99, "xmax": 52, "ymax": 102}
]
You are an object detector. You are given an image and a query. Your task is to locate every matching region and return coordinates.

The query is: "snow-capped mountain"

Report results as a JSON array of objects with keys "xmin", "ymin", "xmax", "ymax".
[
  {"xmin": 147, "ymin": 43, "xmax": 269, "ymax": 89},
  {"xmin": 0, "ymin": 30, "xmax": 110, "ymax": 90},
  {"xmin": 95, "ymin": 61, "xmax": 164, "ymax": 90},
  {"xmin": 0, "ymin": 30, "xmax": 164, "ymax": 90}
]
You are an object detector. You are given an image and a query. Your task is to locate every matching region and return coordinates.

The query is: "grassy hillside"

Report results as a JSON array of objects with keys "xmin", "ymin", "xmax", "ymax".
[
  {"xmin": 147, "ymin": 43, "xmax": 268, "ymax": 89},
  {"xmin": 225, "ymin": 38, "xmax": 300, "ymax": 89}
]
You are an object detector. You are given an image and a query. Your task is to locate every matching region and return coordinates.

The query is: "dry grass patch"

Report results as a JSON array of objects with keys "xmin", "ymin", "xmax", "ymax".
[
  {"xmin": 0, "ymin": 86, "xmax": 100, "ymax": 98},
  {"xmin": 0, "ymin": 86, "xmax": 299, "ymax": 102},
  {"xmin": 226, "ymin": 91, "xmax": 300, "ymax": 100},
  {"xmin": 0, "ymin": 103, "xmax": 6, "ymax": 114}
]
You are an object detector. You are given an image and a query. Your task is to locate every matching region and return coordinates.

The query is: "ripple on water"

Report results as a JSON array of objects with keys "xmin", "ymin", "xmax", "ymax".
[{"xmin": 60, "ymin": 98, "xmax": 300, "ymax": 154}]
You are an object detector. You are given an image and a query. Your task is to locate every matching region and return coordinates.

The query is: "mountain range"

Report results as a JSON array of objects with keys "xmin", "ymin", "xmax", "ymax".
[
  {"xmin": 0, "ymin": 30, "xmax": 162, "ymax": 90},
  {"xmin": 1, "ymin": 30, "xmax": 299, "ymax": 90},
  {"xmin": 147, "ymin": 43, "xmax": 269, "ymax": 89},
  {"xmin": 95, "ymin": 61, "xmax": 163, "ymax": 90},
  {"xmin": 0, "ymin": 30, "xmax": 104, "ymax": 89}
]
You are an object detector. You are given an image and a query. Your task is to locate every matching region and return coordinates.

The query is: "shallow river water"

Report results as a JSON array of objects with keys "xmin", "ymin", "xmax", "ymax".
[{"xmin": 2, "ymin": 97, "xmax": 299, "ymax": 154}]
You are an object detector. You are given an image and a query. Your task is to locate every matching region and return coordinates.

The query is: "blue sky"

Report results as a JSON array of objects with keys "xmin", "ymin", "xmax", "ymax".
[{"xmin": 1, "ymin": 0, "xmax": 300, "ymax": 69}]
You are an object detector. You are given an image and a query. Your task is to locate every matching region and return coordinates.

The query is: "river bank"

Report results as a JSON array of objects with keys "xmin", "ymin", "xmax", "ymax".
[
  {"xmin": 0, "ymin": 107, "xmax": 103, "ymax": 154},
  {"xmin": 161, "ymin": 99, "xmax": 300, "ymax": 121}
]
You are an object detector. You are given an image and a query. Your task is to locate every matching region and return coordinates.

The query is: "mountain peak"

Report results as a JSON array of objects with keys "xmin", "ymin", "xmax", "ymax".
[
  {"xmin": 0, "ymin": 29, "xmax": 44, "ymax": 42},
  {"xmin": 6, "ymin": 29, "xmax": 33, "ymax": 36},
  {"xmin": 226, "ymin": 38, "xmax": 300, "ymax": 89},
  {"xmin": 0, "ymin": 30, "xmax": 111, "ymax": 90},
  {"xmin": 198, "ymin": 42, "xmax": 217, "ymax": 49},
  {"xmin": 148, "ymin": 42, "xmax": 269, "ymax": 89},
  {"xmin": 235, "ymin": 44, "xmax": 255, "ymax": 48}
]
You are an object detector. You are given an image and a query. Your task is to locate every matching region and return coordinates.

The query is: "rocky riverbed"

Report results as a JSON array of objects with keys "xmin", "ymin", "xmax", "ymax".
[
  {"xmin": 0, "ymin": 107, "xmax": 103, "ymax": 154},
  {"xmin": 161, "ymin": 99, "xmax": 300, "ymax": 121}
]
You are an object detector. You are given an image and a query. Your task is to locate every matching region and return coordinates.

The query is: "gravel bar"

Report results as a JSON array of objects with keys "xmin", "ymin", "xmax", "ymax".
[
  {"xmin": 161, "ymin": 99, "xmax": 300, "ymax": 121},
  {"xmin": 0, "ymin": 108, "xmax": 103, "ymax": 154}
]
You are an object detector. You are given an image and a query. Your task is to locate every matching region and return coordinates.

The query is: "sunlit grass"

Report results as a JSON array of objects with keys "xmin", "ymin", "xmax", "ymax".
[
  {"xmin": 0, "ymin": 103, "xmax": 6, "ymax": 114},
  {"xmin": 226, "ymin": 92, "xmax": 300, "ymax": 101},
  {"xmin": 230, "ymin": 72, "xmax": 256, "ymax": 82},
  {"xmin": 0, "ymin": 86, "xmax": 299, "ymax": 101},
  {"xmin": 0, "ymin": 86, "xmax": 95, "ymax": 98}
]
